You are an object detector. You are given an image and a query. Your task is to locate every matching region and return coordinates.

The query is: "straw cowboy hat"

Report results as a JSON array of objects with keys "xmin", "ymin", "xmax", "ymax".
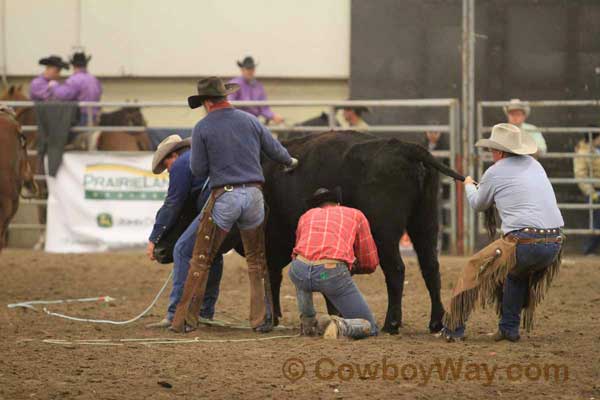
[
  {"xmin": 152, "ymin": 135, "xmax": 191, "ymax": 174},
  {"xmin": 188, "ymin": 77, "xmax": 240, "ymax": 109},
  {"xmin": 475, "ymin": 123, "xmax": 537, "ymax": 155},
  {"xmin": 503, "ymin": 98, "xmax": 531, "ymax": 117}
]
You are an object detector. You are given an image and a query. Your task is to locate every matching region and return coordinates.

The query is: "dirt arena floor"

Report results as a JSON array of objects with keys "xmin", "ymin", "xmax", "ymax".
[{"xmin": 0, "ymin": 250, "xmax": 598, "ymax": 400}]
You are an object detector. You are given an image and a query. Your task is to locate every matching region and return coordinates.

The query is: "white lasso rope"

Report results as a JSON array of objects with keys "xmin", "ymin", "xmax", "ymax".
[
  {"xmin": 7, "ymin": 270, "xmax": 173, "ymax": 325},
  {"xmin": 41, "ymin": 270, "xmax": 173, "ymax": 324},
  {"xmin": 43, "ymin": 334, "xmax": 299, "ymax": 346}
]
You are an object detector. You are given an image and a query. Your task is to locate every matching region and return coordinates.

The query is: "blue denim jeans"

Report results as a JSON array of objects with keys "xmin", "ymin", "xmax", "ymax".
[
  {"xmin": 167, "ymin": 213, "xmax": 224, "ymax": 321},
  {"xmin": 212, "ymin": 186, "xmax": 265, "ymax": 231},
  {"xmin": 446, "ymin": 230, "xmax": 561, "ymax": 339},
  {"xmin": 498, "ymin": 230, "xmax": 561, "ymax": 337},
  {"xmin": 288, "ymin": 259, "xmax": 379, "ymax": 337}
]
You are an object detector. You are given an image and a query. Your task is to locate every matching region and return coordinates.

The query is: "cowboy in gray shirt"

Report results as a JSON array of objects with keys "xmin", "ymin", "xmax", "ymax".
[{"xmin": 442, "ymin": 123, "xmax": 564, "ymax": 343}]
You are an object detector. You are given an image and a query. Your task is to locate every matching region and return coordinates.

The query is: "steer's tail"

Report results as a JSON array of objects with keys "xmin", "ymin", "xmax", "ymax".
[{"xmin": 401, "ymin": 142, "xmax": 466, "ymax": 182}]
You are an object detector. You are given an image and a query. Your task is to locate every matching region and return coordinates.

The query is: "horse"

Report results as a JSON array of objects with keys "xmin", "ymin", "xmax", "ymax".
[
  {"xmin": 0, "ymin": 85, "xmax": 151, "ymax": 249},
  {"xmin": 0, "ymin": 106, "xmax": 36, "ymax": 252},
  {"xmin": 97, "ymin": 107, "xmax": 152, "ymax": 151}
]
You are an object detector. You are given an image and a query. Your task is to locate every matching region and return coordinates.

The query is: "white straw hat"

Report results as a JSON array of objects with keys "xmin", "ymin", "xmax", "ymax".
[
  {"xmin": 475, "ymin": 123, "xmax": 537, "ymax": 155},
  {"xmin": 152, "ymin": 135, "xmax": 191, "ymax": 174},
  {"xmin": 503, "ymin": 98, "xmax": 531, "ymax": 117}
]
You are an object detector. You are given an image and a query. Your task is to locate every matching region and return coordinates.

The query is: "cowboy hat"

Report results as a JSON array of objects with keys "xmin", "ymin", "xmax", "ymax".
[
  {"xmin": 70, "ymin": 51, "xmax": 91, "ymax": 67},
  {"xmin": 188, "ymin": 77, "xmax": 240, "ymax": 109},
  {"xmin": 306, "ymin": 187, "xmax": 343, "ymax": 209},
  {"xmin": 39, "ymin": 55, "xmax": 69, "ymax": 70},
  {"xmin": 503, "ymin": 98, "xmax": 531, "ymax": 117},
  {"xmin": 237, "ymin": 56, "xmax": 257, "ymax": 69},
  {"xmin": 475, "ymin": 123, "xmax": 537, "ymax": 155},
  {"xmin": 152, "ymin": 135, "xmax": 191, "ymax": 174}
]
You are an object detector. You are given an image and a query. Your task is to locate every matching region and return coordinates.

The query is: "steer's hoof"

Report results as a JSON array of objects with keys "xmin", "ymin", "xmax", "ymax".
[
  {"xmin": 429, "ymin": 320, "xmax": 444, "ymax": 333},
  {"xmin": 382, "ymin": 323, "xmax": 401, "ymax": 335}
]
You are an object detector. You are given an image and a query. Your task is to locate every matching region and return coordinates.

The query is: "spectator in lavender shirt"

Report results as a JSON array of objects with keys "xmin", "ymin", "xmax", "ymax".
[
  {"xmin": 53, "ymin": 52, "xmax": 103, "ymax": 125},
  {"xmin": 227, "ymin": 56, "xmax": 284, "ymax": 125},
  {"xmin": 29, "ymin": 55, "xmax": 70, "ymax": 101}
]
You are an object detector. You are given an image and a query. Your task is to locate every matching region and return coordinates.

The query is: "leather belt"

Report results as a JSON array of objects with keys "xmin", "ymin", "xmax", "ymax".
[
  {"xmin": 212, "ymin": 182, "xmax": 263, "ymax": 198},
  {"xmin": 295, "ymin": 255, "xmax": 344, "ymax": 269},
  {"xmin": 518, "ymin": 227, "xmax": 561, "ymax": 235},
  {"xmin": 506, "ymin": 235, "xmax": 563, "ymax": 245}
]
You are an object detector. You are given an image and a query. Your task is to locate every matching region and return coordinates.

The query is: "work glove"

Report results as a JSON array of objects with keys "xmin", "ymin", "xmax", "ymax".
[{"xmin": 283, "ymin": 157, "xmax": 299, "ymax": 173}]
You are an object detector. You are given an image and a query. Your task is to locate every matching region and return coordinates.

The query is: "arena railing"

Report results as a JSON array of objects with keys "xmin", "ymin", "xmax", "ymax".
[
  {"xmin": 3, "ymin": 99, "xmax": 461, "ymax": 254},
  {"xmin": 473, "ymin": 100, "xmax": 600, "ymax": 252}
]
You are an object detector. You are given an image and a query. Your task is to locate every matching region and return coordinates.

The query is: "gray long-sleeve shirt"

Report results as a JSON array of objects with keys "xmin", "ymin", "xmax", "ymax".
[
  {"xmin": 465, "ymin": 155, "xmax": 564, "ymax": 233},
  {"xmin": 190, "ymin": 107, "xmax": 292, "ymax": 188}
]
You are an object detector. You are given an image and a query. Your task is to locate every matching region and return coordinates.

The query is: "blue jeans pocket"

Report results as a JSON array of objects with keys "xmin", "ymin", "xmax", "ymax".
[
  {"xmin": 313, "ymin": 265, "xmax": 352, "ymax": 294},
  {"xmin": 289, "ymin": 261, "xmax": 310, "ymax": 291}
]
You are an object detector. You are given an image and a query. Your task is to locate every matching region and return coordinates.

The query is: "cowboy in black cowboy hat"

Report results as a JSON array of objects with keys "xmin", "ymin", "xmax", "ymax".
[
  {"xmin": 227, "ymin": 56, "xmax": 284, "ymax": 124},
  {"xmin": 170, "ymin": 76, "xmax": 298, "ymax": 334},
  {"xmin": 289, "ymin": 187, "xmax": 380, "ymax": 340},
  {"xmin": 70, "ymin": 51, "xmax": 91, "ymax": 68},
  {"xmin": 29, "ymin": 55, "xmax": 69, "ymax": 101}
]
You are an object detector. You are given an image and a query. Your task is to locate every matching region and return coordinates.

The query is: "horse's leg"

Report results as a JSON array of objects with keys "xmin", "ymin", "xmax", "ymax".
[
  {"xmin": 136, "ymin": 132, "xmax": 153, "ymax": 151},
  {"xmin": 33, "ymin": 156, "xmax": 47, "ymax": 250}
]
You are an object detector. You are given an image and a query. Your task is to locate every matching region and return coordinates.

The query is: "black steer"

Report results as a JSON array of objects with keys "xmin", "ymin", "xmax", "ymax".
[{"xmin": 260, "ymin": 131, "xmax": 464, "ymax": 334}]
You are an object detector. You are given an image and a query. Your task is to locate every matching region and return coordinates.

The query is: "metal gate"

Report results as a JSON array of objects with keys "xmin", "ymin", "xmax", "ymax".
[
  {"xmin": 3, "ymin": 99, "xmax": 461, "ymax": 253},
  {"xmin": 472, "ymin": 100, "xmax": 600, "ymax": 252}
]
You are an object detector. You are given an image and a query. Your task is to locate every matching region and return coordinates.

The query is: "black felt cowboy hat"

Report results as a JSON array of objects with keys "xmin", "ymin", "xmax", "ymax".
[
  {"xmin": 188, "ymin": 77, "xmax": 240, "ymax": 109},
  {"xmin": 337, "ymin": 104, "xmax": 372, "ymax": 116},
  {"xmin": 237, "ymin": 56, "xmax": 257, "ymax": 69},
  {"xmin": 39, "ymin": 55, "xmax": 69, "ymax": 70},
  {"xmin": 306, "ymin": 187, "xmax": 343, "ymax": 209},
  {"xmin": 70, "ymin": 52, "xmax": 91, "ymax": 67}
]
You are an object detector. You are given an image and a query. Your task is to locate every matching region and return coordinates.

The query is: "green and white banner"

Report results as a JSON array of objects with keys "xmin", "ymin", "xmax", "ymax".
[{"xmin": 45, "ymin": 153, "xmax": 168, "ymax": 252}]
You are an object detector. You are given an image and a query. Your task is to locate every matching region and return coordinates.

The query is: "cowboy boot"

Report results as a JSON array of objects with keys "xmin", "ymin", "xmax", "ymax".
[
  {"xmin": 300, "ymin": 315, "xmax": 318, "ymax": 336},
  {"xmin": 240, "ymin": 224, "xmax": 273, "ymax": 332},
  {"xmin": 171, "ymin": 214, "xmax": 228, "ymax": 333}
]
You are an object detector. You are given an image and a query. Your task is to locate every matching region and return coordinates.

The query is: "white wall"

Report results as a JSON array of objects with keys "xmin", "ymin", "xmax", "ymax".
[{"xmin": 2, "ymin": 0, "xmax": 350, "ymax": 78}]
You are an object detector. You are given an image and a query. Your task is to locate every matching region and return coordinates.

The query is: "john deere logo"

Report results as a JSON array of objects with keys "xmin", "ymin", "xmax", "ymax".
[
  {"xmin": 83, "ymin": 164, "xmax": 168, "ymax": 201},
  {"xmin": 97, "ymin": 213, "xmax": 113, "ymax": 228}
]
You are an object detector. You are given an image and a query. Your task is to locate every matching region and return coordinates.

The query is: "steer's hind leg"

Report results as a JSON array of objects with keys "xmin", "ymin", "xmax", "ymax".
[
  {"xmin": 378, "ymin": 239, "xmax": 405, "ymax": 334},
  {"xmin": 409, "ymin": 228, "xmax": 445, "ymax": 333},
  {"xmin": 407, "ymin": 200, "xmax": 445, "ymax": 333},
  {"xmin": 265, "ymin": 241, "xmax": 293, "ymax": 327}
]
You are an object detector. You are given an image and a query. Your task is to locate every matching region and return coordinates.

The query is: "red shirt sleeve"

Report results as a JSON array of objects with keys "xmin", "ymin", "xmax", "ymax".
[{"xmin": 353, "ymin": 211, "xmax": 379, "ymax": 272}]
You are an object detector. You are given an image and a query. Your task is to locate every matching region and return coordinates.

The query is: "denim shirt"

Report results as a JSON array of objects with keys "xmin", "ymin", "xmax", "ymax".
[{"xmin": 148, "ymin": 151, "xmax": 209, "ymax": 243}]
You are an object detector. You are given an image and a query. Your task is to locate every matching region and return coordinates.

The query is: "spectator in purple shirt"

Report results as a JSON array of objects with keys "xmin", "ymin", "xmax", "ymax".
[
  {"xmin": 29, "ymin": 55, "xmax": 70, "ymax": 101},
  {"xmin": 53, "ymin": 52, "xmax": 103, "ymax": 125},
  {"xmin": 227, "ymin": 56, "xmax": 284, "ymax": 125}
]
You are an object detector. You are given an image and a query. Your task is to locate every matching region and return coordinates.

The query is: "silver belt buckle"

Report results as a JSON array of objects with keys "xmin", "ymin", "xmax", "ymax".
[{"xmin": 224, "ymin": 185, "xmax": 234, "ymax": 192}]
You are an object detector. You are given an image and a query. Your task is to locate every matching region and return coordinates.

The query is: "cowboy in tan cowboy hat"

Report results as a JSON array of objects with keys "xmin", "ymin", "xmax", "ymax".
[
  {"xmin": 441, "ymin": 123, "xmax": 564, "ymax": 343},
  {"xmin": 503, "ymin": 98, "xmax": 547, "ymax": 157},
  {"xmin": 151, "ymin": 134, "xmax": 191, "ymax": 174},
  {"xmin": 146, "ymin": 134, "xmax": 225, "ymax": 330}
]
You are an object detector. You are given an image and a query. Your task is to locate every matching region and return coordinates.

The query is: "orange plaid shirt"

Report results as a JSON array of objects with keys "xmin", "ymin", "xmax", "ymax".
[{"xmin": 292, "ymin": 205, "xmax": 380, "ymax": 272}]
